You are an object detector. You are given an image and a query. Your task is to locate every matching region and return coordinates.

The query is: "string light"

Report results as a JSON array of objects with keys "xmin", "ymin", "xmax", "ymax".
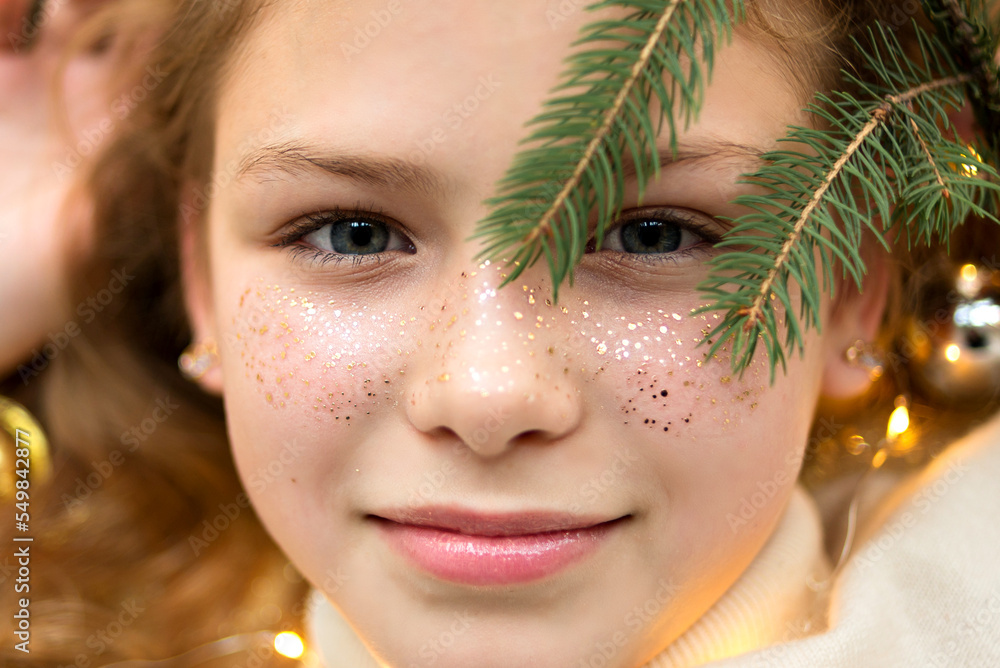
[
  {"xmin": 945, "ymin": 344, "xmax": 961, "ymax": 363},
  {"xmin": 886, "ymin": 401, "xmax": 910, "ymax": 443},
  {"xmin": 962, "ymin": 144, "xmax": 982, "ymax": 176},
  {"xmin": 274, "ymin": 632, "xmax": 305, "ymax": 659},
  {"xmin": 960, "ymin": 263, "xmax": 978, "ymax": 282}
]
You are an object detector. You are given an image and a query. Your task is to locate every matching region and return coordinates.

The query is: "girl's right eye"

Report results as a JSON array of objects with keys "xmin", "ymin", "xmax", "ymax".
[
  {"xmin": 276, "ymin": 209, "xmax": 415, "ymax": 265},
  {"xmin": 305, "ymin": 219, "xmax": 393, "ymax": 255}
]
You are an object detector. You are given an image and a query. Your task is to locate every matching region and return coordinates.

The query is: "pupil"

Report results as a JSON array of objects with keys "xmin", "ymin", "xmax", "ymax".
[
  {"xmin": 620, "ymin": 219, "xmax": 681, "ymax": 254},
  {"xmin": 637, "ymin": 221, "xmax": 661, "ymax": 248},
  {"xmin": 350, "ymin": 222, "xmax": 374, "ymax": 246}
]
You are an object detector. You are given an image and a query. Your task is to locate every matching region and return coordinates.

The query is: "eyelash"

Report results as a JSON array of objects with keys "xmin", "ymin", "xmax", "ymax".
[
  {"xmin": 274, "ymin": 205, "xmax": 722, "ymax": 268},
  {"xmin": 588, "ymin": 208, "xmax": 722, "ymax": 266},
  {"xmin": 272, "ymin": 205, "xmax": 406, "ymax": 268}
]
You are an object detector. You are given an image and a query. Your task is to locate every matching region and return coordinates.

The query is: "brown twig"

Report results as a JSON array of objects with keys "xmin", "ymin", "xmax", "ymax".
[
  {"xmin": 740, "ymin": 75, "xmax": 970, "ymax": 331},
  {"xmin": 523, "ymin": 0, "xmax": 684, "ymax": 245},
  {"xmin": 909, "ymin": 111, "xmax": 951, "ymax": 199}
]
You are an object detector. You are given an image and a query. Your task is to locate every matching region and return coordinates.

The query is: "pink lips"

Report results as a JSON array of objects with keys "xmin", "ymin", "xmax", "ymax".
[{"xmin": 373, "ymin": 508, "xmax": 621, "ymax": 586}]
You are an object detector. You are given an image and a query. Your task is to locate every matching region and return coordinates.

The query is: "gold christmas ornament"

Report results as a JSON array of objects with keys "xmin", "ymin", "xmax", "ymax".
[{"xmin": 903, "ymin": 260, "xmax": 1000, "ymax": 406}]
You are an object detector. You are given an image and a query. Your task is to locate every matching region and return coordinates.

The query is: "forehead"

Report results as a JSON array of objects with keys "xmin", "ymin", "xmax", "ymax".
[{"xmin": 215, "ymin": 0, "xmax": 809, "ymax": 181}]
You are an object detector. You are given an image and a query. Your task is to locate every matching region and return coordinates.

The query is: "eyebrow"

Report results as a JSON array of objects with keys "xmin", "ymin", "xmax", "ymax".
[
  {"xmin": 236, "ymin": 141, "xmax": 453, "ymax": 198},
  {"xmin": 236, "ymin": 138, "xmax": 766, "ymax": 197},
  {"xmin": 619, "ymin": 140, "xmax": 767, "ymax": 181}
]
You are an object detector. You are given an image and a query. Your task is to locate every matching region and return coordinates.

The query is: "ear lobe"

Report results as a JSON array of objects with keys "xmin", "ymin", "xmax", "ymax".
[
  {"xmin": 819, "ymin": 252, "xmax": 893, "ymax": 400},
  {"xmin": 179, "ymin": 182, "xmax": 224, "ymax": 395}
]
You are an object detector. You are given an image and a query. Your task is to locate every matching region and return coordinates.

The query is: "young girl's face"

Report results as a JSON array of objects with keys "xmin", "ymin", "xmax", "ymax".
[{"xmin": 187, "ymin": 1, "xmax": 870, "ymax": 665}]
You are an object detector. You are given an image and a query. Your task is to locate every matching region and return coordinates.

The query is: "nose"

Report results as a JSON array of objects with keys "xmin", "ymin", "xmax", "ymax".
[{"xmin": 404, "ymin": 267, "xmax": 582, "ymax": 458}]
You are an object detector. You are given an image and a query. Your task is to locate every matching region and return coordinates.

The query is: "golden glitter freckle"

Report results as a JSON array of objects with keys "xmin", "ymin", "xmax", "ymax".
[
  {"xmin": 514, "ymin": 312, "xmax": 524, "ymax": 320},
  {"xmin": 720, "ymin": 376, "xmax": 732, "ymax": 384},
  {"xmin": 438, "ymin": 373, "xmax": 451, "ymax": 382},
  {"xmin": 528, "ymin": 295, "xmax": 536, "ymax": 305}
]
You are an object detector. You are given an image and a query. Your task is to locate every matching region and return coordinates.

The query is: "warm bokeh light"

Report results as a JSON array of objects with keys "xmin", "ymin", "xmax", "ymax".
[
  {"xmin": 945, "ymin": 344, "xmax": 961, "ymax": 363},
  {"xmin": 887, "ymin": 404, "xmax": 910, "ymax": 442},
  {"xmin": 962, "ymin": 145, "xmax": 982, "ymax": 176},
  {"xmin": 274, "ymin": 632, "xmax": 305, "ymax": 659},
  {"xmin": 960, "ymin": 263, "xmax": 978, "ymax": 283}
]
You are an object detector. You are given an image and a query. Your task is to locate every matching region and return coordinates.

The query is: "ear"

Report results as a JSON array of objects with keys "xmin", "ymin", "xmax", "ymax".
[
  {"xmin": 819, "ymin": 251, "xmax": 892, "ymax": 400},
  {"xmin": 179, "ymin": 182, "xmax": 224, "ymax": 395}
]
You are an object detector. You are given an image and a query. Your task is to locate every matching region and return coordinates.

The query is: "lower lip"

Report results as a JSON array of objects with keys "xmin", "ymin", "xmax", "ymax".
[{"xmin": 376, "ymin": 520, "xmax": 616, "ymax": 586}]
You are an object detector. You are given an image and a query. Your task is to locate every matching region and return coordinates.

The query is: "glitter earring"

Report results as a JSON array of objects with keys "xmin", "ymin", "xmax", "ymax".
[{"xmin": 178, "ymin": 339, "xmax": 219, "ymax": 381}]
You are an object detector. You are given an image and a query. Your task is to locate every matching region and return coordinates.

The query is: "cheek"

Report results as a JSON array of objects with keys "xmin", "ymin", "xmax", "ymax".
[
  {"xmin": 225, "ymin": 281, "xmax": 409, "ymax": 414},
  {"xmin": 215, "ymin": 280, "xmax": 420, "ymax": 522},
  {"xmin": 578, "ymin": 302, "xmax": 816, "ymax": 543},
  {"xmin": 574, "ymin": 301, "xmax": 773, "ymax": 442}
]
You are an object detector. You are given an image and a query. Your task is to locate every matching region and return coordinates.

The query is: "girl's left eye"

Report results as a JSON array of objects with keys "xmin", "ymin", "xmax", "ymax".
[{"xmin": 597, "ymin": 208, "xmax": 715, "ymax": 256}]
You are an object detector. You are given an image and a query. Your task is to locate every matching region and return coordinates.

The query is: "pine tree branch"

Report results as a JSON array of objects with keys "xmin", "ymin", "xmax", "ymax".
[
  {"xmin": 739, "ymin": 74, "xmax": 970, "ymax": 331},
  {"xmin": 523, "ymin": 0, "xmax": 682, "ymax": 247},
  {"xmin": 474, "ymin": 0, "xmax": 740, "ymax": 297}
]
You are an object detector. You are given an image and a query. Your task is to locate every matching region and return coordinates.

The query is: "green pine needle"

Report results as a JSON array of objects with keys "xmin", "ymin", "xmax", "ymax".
[
  {"xmin": 473, "ymin": 0, "xmax": 1000, "ymax": 385},
  {"xmin": 696, "ymin": 20, "xmax": 1000, "ymax": 382},
  {"xmin": 471, "ymin": 0, "xmax": 742, "ymax": 299}
]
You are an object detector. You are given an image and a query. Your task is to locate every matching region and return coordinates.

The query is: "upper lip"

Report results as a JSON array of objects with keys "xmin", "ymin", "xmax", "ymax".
[{"xmin": 371, "ymin": 507, "xmax": 624, "ymax": 537}]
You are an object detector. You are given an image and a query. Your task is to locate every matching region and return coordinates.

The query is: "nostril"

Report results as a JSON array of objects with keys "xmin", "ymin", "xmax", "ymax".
[{"xmin": 512, "ymin": 428, "xmax": 549, "ymax": 444}]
